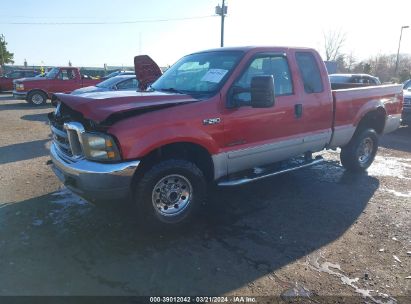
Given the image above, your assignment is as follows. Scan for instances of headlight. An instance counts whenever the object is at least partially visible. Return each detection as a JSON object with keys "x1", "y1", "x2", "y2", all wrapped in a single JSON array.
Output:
[
  {"x1": 82, "y1": 133, "x2": 121, "y2": 162},
  {"x1": 15, "y1": 83, "x2": 24, "y2": 91}
]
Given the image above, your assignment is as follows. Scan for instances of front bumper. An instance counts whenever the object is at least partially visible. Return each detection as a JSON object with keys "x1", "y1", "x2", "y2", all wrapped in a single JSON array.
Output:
[
  {"x1": 13, "y1": 91, "x2": 27, "y2": 99},
  {"x1": 50, "y1": 143, "x2": 140, "y2": 201}
]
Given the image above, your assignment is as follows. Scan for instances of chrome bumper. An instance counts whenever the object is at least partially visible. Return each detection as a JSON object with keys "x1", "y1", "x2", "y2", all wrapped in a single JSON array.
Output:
[
  {"x1": 13, "y1": 91, "x2": 27, "y2": 99},
  {"x1": 50, "y1": 143, "x2": 140, "y2": 201}
]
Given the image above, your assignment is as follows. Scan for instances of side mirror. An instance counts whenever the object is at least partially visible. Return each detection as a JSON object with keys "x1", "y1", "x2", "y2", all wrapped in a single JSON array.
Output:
[{"x1": 250, "y1": 75, "x2": 275, "y2": 108}]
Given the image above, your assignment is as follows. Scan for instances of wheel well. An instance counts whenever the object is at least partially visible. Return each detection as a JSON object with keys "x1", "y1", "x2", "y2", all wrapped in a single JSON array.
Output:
[
  {"x1": 136, "y1": 142, "x2": 214, "y2": 182},
  {"x1": 27, "y1": 89, "x2": 48, "y2": 99},
  {"x1": 356, "y1": 108, "x2": 386, "y2": 135}
]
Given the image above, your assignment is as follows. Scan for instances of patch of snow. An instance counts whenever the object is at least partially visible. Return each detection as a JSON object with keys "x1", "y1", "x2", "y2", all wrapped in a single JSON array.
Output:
[
  {"x1": 51, "y1": 187, "x2": 88, "y2": 206},
  {"x1": 382, "y1": 189, "x2": 411, "y2": 198},
  {"x1": 368, "y1": 156, "x2": 411, "y2": 180},
  {"x1": 307, "y1": 252, "x2": 397, "y2": 304}
]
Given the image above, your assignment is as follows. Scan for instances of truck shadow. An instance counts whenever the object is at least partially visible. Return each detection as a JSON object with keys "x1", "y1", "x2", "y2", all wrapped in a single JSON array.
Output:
[
  {"x1": 0, "y1": 139, "x2": 50, "y2": 165},
  {"x1": 380, "y1": 125, "x2": 411, "y2": 153},
  {"x1": 21, "y1": 113, "x2": 50, "y2": 123},
  {"x1": 0, "y1": 161, "x2": 378, "y2": 295},
  {"x1": 0, "y1": 100, "x2": 52, "y2": 110}
]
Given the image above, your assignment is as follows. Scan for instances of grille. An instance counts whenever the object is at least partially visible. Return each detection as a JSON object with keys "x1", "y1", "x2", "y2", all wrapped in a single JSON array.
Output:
[
  {"x1": 51, "y1": 122, "x2": 84, "y2": 161},
  {"x1": 404, "y1": 98, "x2": 411, "y2": 107}
]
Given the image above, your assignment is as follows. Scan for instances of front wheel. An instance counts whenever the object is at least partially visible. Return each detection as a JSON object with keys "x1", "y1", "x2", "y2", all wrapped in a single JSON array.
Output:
[
  {"x1": 27, "y1": 91, "x2": 47, "y2": 105},
  {"x1": 340, "y1": 128, "x2": 379, "y2": 172},
  {"x1": 133, "y1": 159, "x2": 206, "y2": 226}
]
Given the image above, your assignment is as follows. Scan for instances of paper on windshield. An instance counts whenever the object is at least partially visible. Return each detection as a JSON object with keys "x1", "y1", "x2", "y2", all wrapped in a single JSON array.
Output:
[{"x1": 201, "y1": 69, "x2": 228, "y2": 83}]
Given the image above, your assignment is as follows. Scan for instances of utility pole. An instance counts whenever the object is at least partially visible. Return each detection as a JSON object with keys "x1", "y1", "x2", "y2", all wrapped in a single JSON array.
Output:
[
  {"x1": 215, "y1": 0, "x2": 227, "y2": 47},
  {"x1": 395, "y1": 25, "x2": 409, "y2": 75}
]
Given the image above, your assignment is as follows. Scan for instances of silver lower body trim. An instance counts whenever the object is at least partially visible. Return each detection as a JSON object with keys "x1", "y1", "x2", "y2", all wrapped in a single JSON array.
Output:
[
  {"x1": 218, "y1": 157, "x2": 324, "y2": 187},
  {"x1": 383, "y1": 113, "x2": 401, "y2": 134},
  {"x1": 50, "y1": 143, "x2": 140, "y2": 200},
  {"x1": 328, "y1": 125, "x2": 356, "y2": 148}
]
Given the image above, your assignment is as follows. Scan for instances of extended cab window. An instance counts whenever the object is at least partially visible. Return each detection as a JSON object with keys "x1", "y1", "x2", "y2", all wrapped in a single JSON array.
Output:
[
  {"x1": 295, "y1": 52, "x2": 323, "y2": 93},
  {"x1": 233, "y1": 55, "x2": 293, "y2": 105}
]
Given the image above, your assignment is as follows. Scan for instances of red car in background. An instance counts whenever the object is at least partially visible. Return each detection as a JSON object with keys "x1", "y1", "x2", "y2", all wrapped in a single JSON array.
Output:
[
  {"x1": 0, "y1": 69, "x2": 39, "y2": 92},
  {"x1": 12, "y1": 67, "x2": 101, "y2": 105}
]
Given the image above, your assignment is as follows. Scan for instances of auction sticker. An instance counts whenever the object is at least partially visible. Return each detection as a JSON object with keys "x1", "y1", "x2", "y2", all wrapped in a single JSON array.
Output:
[{"x1": 201, "y1": 69, "x2": 228, "y2": 83}]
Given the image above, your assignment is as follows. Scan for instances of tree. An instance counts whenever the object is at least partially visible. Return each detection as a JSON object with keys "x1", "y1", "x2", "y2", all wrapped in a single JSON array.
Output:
[
  {"x1": 323, "y1": 30, "x2": 346, "y2": 61},
  {"x1": 0, "y1": 34, "x2": 14, "y2": 67}
]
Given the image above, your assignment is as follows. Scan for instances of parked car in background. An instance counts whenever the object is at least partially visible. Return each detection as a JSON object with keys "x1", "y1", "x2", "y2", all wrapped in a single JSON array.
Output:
[
  {"x1": 12, "y1": 66, "x2": 101, "y2": 105},
  {"x1": 403, "y1": 79, "x2": 411, "y2": 90},
  {"x1": 402, "y1": 87, "x2": 411, "y2": 125},
  {"x1": 71, "y1": 75, "x2": 138, "y2": 95},
  {"x1": 101, "y1": 70, "x2": 135, "y2": 80},
  {"x1": 0, "y1": 69, "x2": 39, "y2": 92},
  {"x1": 329, "y1": 73, "x2": 381, "y2": 90}
]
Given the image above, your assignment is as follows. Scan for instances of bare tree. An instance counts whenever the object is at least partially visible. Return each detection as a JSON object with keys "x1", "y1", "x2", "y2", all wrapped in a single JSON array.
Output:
[
  {"x1": 323, "y1": 30, "x2": 346, "y2": 61},
  {"x1": 345, "y1": 52, "x2": 356, "y2": 71}
]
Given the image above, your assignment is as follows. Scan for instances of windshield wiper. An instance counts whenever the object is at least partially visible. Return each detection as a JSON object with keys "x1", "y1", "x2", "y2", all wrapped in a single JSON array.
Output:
[{"x1": 159, "y1": 87, "x2": 186, "y2": 94}]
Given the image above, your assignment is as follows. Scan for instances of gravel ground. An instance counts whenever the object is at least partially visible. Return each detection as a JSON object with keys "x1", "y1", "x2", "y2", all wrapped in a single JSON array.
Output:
[{"x1": 0, "y1": 94, "x2": 410, "y2": 303}]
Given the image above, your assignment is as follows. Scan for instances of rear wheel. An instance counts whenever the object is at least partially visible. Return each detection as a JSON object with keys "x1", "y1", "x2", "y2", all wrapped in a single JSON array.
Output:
[
  {"x1": 27, "y1": 91, "x2": 47, "y2": 105},
  {"x1": 133, "y1": 159, "x2": 206, "y2": 226},
  {"x1": 340, "y1": 128, "x2": 378, "y2": 172}
]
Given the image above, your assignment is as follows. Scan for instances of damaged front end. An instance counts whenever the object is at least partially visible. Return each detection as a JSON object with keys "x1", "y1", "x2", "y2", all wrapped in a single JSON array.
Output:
[{"x1": 48, "y1": 96, "x2": 140, "y2": 201}]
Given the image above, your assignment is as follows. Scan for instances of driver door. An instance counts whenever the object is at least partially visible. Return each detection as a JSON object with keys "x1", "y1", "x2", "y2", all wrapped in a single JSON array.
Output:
[
  {"x1": 222, "y1": 53, "x2": 306, "y2": 174},
  {"x1": 50, "y1": 69, "x2": 79, "y2": 93}
]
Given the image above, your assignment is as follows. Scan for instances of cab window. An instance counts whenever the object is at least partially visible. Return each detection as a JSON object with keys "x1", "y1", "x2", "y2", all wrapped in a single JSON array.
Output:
[
  {"x1": 295, "y1": 52, "x2": 324, "y2": 93},
  {"x1": 233, "y1": 55, "x2": 293, "y2": 105},
  {"x1": 58, "y1": 69, "x2": 75, "y2": 80}
]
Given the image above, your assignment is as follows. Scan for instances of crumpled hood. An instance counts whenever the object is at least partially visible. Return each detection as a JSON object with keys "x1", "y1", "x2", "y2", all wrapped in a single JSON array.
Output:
[{"x1": 54, "y1": 90, "x2": 199, "y2": 123}]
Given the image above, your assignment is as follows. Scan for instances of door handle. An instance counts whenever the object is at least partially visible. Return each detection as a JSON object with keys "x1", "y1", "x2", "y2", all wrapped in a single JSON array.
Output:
[{"x1": 294, "y1": 104, "x2": 303, "y2": 118}]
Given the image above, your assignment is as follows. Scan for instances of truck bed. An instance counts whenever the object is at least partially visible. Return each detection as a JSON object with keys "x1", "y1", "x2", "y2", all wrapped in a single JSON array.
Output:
[{"x1": 329, "y1": 84, "x2": 403, "y2": 147}]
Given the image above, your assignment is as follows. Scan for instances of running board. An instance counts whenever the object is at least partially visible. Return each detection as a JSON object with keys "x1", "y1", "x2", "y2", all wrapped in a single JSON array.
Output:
[{"x1": 218, "y1": 157, "x2": 324, "y2": 187}]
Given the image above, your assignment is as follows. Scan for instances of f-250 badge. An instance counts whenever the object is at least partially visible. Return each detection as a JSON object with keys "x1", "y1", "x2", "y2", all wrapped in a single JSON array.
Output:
[{"x1": 203, "y1": 118, "x2": 221, "y2": 125}]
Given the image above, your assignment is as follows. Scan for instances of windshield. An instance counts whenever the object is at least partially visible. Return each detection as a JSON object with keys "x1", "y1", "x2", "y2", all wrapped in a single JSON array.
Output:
[
  {"x1": 45, "y1": 67, "x2": 60, "y2": 79},
  {"x1": 151, "y1": 51, "x2": 243, "y2": 95},
  {"x1": 96, "y1": 76, "x2": 124, "y2": 88}
]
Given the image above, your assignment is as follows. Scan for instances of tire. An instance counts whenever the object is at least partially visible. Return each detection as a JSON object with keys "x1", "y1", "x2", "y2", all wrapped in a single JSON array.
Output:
[
  {"x1": 340, "y1": 128, "x2": 379, "y2": 172},
  {"x1": 27, "y1": 90, "x2": 47, "y2": 105},
  {"x1": 133, "y1": 159, "x2": 206, "y2": 227}
]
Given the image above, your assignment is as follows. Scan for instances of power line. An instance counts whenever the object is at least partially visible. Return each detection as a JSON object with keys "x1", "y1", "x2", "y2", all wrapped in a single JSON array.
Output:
[{"x1": 0, "y1": 15, "x2": 216, "y2": 25}]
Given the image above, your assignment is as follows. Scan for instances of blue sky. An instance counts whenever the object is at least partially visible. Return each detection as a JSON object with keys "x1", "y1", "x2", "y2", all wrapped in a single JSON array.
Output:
[{"x1": 1, "y1": 0, "x2": 411, "y2": 67}]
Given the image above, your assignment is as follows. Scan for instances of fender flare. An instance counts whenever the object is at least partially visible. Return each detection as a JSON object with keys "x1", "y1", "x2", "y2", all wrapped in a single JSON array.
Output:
[{"x1": 26, "y1": 89, "x2": 50, "y2": 101}]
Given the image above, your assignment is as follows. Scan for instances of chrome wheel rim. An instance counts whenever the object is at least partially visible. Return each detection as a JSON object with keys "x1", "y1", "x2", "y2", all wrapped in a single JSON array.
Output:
[
  {"x1": 32, "y1": 93, "x2": 44, "y2": 105},
  {"x1": 152, "y1": 174, "x2": 193, "y2": 217},
  {"x1": 357, "y1": 137, "x2": 374, "y2": 165}
]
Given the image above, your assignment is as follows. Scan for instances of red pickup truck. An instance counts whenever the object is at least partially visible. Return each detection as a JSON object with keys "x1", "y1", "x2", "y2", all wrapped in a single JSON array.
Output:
[
  {"x1": 48, "y1": 47, "x2": 403, "y2": 227},
  {"x1": 13, "y1": 67, "x2": 101, "y2": 105}
]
